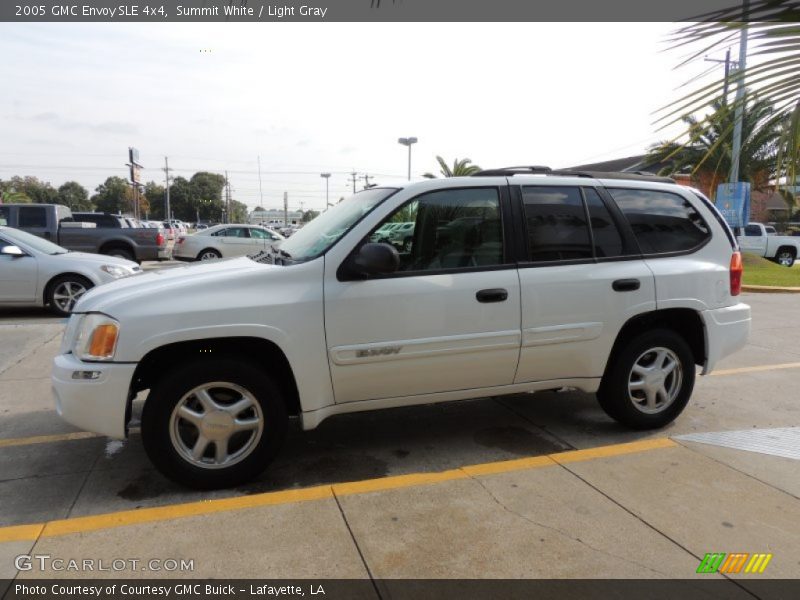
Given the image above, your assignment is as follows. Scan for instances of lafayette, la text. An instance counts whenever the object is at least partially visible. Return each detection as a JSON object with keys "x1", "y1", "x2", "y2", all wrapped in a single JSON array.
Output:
[{"x1": 16, "y1": 583, "x2": 325, "y2": 597}]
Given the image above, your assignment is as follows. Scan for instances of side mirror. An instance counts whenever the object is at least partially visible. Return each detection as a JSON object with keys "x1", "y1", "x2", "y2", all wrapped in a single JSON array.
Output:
[
  {"x1": 344, "y1": 243, "x2": 399, "y2": 279},
  {"x1": 1, "y1": 245, "x2": 25, "y2": 257}
]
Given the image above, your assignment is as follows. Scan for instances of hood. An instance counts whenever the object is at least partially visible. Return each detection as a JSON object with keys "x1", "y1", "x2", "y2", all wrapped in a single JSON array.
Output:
[
  {"x1": 54, "y1": 252, "x2": 138, "y2": 269},
  {"x1": 74, "y1": 256, "x2": 274, "y2": 314}
]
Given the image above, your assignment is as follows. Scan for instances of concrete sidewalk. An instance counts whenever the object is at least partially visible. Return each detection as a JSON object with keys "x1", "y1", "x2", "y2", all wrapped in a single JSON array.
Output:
[{"x1": 1, "y1": 438, "x2": 798, "y2": 584}]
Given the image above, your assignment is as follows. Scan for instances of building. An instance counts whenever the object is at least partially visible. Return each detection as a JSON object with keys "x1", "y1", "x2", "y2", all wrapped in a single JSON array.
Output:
[{"x1": 248, "y1": 208, "x2": 303, "y2": 226}]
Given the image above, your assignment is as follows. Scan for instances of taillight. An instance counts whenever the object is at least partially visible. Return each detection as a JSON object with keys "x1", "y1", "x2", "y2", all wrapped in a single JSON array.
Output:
[
  {"x1": 156, "y1": 233, "x2": 164, "y2": 246},
  {"x1": 177, "y1": 236, "x2": 185, "y2": 245},
  {"x1": 730, "y1": 251, "x2": 743, "y2": 296}
]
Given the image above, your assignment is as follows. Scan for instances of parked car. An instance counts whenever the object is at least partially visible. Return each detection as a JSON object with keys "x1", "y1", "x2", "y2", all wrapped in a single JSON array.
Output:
[
  {"x1": 195, "y1": 223, "x2": 209, "y2": 231},
  {"x1": 370, "y1": 222, "x2": 401, "y2": 243},
  {"x1": 172, "y1": 224, "x2": 285, "y2": 262},
  {"x1": 736, "y1": 222, "x2": 800, "y2": 267},
  {"x1": 53, "y1": 170, "x2": 750, "y2": 488},
  {"x1": 387, "y1": 222, "x2": 415, "y2": 251},
  {"x1": 0, "y1": 205, "x2": 169, "y2": 263},
  {"x1": 0, "y1": 226, "x2": 140, "y2": 316}
]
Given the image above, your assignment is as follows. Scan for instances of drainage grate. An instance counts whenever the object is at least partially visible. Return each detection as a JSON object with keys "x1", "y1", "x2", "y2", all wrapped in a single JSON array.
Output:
[{"x1": 675, "y1": 427, "x2": 800, "y2": 460}]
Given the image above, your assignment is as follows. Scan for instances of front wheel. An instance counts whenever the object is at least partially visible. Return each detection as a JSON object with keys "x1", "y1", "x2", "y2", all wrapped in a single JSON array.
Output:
[
  {"x1": 141, "y1": 358, "x2": 287, "y2": 489},
  {"x1": 47, "y1": 274, "x2": 93, "y2": 316},
  {"x1": 597, "y1": 329, "x2": 695, "y2": 430}
]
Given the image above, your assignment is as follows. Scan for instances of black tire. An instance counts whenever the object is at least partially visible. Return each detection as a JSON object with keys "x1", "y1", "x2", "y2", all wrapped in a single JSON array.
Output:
[
  {"x1": 141, "y1": 358, "x2": 287, "y2": 489},
  {"x1": 102, "y1": 247, "x2": 135, "y2": 262},
  {"x1": 773, "y1": 247, "x2": 796, "y2": 267},
  {"x1": 197, "y1": 248, "x2": 221, "y2": 261},
  {"x1": 46, "y1": 274, "x2": 93, "y2": 317},
  {"x1": 596, "y1": 329, "x2": 695, "y2": 430}
]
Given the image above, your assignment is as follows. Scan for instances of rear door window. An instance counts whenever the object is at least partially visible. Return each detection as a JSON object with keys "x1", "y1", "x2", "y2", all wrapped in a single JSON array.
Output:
[
  {"x1": 521, "y1": 186, "x2": 592, "y2": 261},
  {"x1": 18, "y1": 206, "x2": 47, "y2": 228},
  {"x1": 607, "y1": 188, "x2": 710, "y2": 254},
  {"x1": 744, "y1": 225, "x2": 762, "y2": 237}
]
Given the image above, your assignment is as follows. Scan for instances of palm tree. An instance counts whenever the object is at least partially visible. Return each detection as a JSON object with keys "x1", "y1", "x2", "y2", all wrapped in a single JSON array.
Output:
[
  {"x1": 661, "y1": 0, "x2": 799, "y2": 199},
  {"x1": 422, "y1": 156, "x2": 482, "y2": 178},
  {"x1": 646, "y1": 95, "x2": 784, "y2": 195}
]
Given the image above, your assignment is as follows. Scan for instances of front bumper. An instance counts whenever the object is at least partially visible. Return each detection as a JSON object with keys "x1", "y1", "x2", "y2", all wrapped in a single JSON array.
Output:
[
  {"x1": 52, "y1": 353, "x2": 137, "y2": 439},
  {"x1": 701, "y1": 302, "x2": 751, "y2": 375}
]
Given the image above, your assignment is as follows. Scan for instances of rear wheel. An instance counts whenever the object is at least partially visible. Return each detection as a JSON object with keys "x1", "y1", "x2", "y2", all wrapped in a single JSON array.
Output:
[
  {"x1": 102, "y1": 247, "x2": 134, "y2": 262},
  {"x1": 774, "y1": 248, "x2": 796, "y2": 267},
  {"x1": 198, "y1": 248, "x2": 221, "y2": 261},
  {"x1": 47, "y1": 274, "x2": 93, "y2": 316},
  {"x1": 597, "y1": 329, "x2": 695, "y2": 430},
  {"x1": 142, "y1": 358, "x2": 287, "y2": 489}
]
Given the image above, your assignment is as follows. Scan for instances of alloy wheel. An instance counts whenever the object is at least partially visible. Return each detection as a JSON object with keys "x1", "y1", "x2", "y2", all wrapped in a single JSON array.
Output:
[
  {"x1": 52, "y1": 280, "x2": 88, "y2": 313},
  {"x1": 169, "y1": 382, "x2": 264, "y2": 469},
  {"x1": 627, "y1": 347, "x2": 683, "y2": 414}
]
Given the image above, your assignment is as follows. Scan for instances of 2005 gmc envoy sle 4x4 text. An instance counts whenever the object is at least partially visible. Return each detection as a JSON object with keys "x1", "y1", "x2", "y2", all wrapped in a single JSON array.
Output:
[{"x1": 52, "y1": 168, "x2": 751, "y2": 488}]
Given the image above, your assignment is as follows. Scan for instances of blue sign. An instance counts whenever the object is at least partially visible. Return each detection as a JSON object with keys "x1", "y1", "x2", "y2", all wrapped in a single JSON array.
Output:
[{"x1": 715, "y1": 182, "x2": 751, "y2": 228}]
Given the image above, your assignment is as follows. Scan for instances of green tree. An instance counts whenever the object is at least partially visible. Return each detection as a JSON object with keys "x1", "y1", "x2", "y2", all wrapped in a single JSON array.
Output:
[
  {"x1": 302, "y1": 209, "x2": 320, "y2": 222},
  {"x1": 662, "y1": 1, "x2": 800, "y2": 195},
  {"x1": 168, "y1": 177, "x2": 193, "y2": 221},
  {"x1": 1, "y1": 176, "x2": 57, "y2": 204},
  {"x1": 422, "y1": 156, "x2": 482, "y2": 178},
  {"x1": 228, "y1": 199, "x2": 249, "y2": 223},
  {"x1": 646, "y1": 95, "x2": 783, "y2": 197},
  {"x1": 143, "y1": 181, "x2": 166, "y2": 220},
  {"x1": 91, "y1": 177, "x2": 132, "y2": 214},
  {"x1": 56, "y1": 181, "x2": 92, "y2": 211},
  {"x1": 189, "y1": 172, "x2": 226, "y2": 221},
  {"x1": 0, "y1": 178, "x2": 32, "y2": 203}
]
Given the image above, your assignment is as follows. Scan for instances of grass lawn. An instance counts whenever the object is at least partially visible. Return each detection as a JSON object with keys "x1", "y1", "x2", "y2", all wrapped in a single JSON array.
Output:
[{"x1": 742, "y1": 253, "x2": 800, "y2": 287}]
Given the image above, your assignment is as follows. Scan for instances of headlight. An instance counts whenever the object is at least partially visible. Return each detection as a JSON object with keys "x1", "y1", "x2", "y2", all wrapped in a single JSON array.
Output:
[
  {"x1": 100, "y1": 264, "x2": 132, "y2": 279},
  {"x1": 73, "y1": 314, "x2": 120, "y2": 361}
]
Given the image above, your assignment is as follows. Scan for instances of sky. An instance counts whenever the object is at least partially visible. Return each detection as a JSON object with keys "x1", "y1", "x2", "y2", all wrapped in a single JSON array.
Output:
[{"x1": 0, "y1": 22, "x2": 724, "y2": 213}]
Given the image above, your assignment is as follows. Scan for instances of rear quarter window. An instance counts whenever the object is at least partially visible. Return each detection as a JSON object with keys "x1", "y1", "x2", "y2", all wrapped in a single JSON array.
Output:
[{"x1": 607, "y1": 188, "x2": 710, "y2": 254}]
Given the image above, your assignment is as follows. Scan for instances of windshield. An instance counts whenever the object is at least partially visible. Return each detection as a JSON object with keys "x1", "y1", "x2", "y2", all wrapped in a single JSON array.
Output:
[
  {"x1": 278, "y1": 188, "x2": 398, "y2": 262},
  {"x1": 0, "y1": 227, "x2": 68, "y2": 255}
]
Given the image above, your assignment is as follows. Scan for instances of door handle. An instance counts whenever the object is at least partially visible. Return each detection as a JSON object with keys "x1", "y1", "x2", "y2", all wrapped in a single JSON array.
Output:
[
  {"x1": 612, "y1": 278, "x2": 640, "y2": 292},
  {"x1": 476, "y1": 288, "x2": 508, "y2": 303}
]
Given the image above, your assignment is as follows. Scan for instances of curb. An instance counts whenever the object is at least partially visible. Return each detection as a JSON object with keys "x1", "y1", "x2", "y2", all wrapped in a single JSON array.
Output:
[{"x1": 742, "y1": 284, "x2": 800, "y2": 294}]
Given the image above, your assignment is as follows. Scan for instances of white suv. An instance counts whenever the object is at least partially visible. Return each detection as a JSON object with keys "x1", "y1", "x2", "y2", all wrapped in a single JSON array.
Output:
[{"x1": 52, "y1": 169, "x2": 751, "y2": 488}]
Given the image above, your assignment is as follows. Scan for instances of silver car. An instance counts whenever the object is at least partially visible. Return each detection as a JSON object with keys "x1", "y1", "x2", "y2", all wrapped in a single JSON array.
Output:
[
  {"x1": 0, "y1": 226, "x2": 141, "y2": 316},
  {"x1": 172, "y1": 224, "x2": 285, "y2": 262}
]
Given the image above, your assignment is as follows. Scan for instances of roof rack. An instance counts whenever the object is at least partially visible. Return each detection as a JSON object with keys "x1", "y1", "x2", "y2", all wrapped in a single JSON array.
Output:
[
  {"x1": 472, "y1": 167, "x2": 675, "y2": 184},
  {"x1": 472, "y1": 166, "x2": 552, "y2": 176}
]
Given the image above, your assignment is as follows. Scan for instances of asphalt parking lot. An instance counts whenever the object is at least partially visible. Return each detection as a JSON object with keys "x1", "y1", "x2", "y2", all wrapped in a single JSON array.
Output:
[{"x1": 0, "y1": 273, "x2": 799, "y2": 590}]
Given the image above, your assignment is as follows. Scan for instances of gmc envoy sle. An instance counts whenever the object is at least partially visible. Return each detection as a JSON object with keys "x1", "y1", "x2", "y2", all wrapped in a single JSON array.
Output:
[{"x1": 53, "y1": 169, "x2": 751, "y2": 488}]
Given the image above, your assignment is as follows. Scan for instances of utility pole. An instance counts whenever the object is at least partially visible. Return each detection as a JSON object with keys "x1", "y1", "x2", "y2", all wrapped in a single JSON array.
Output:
[
  {"x1": 361, "y1": 174, "x2": 376, "y2": 189},
  {"x1": 348, "y1": 170, "x2": 358, "y2": 194},
  {"x1": 730, "y1": 0, "x2": 749, "y2": 184},
  {"x1": 283, "y1": 191, "x2": 288, "y2": 226},
  {"x1": 257, "y1": 155, "x2": 264, "y2": 208},
  {"x1": 705, "y1": 48, "x2": 737, "y2": 104},
  {"x1": 163, "y1": 157, "x2": 172, "y2": 222},
  {"x1": 224, "y1": 171, "x2": 232, "y2": 224}
]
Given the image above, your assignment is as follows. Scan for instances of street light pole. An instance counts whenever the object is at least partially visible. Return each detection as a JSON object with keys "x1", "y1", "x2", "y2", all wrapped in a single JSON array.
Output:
[
  {"x1": 320, "y1": 173, "x2": 331, "y2": 208},
  {"x1": 398, "y1": 137, "x2": 418, "y2": 180},
  {"x1": 730, "y1": 0, "x2": 749, "y2": 184}
]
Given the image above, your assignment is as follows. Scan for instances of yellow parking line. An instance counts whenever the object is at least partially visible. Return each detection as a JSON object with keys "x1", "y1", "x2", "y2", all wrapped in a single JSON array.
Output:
[
  {"x1": 0, "y1": 431, "x2": 101, "y2": 449},
  {"x1": 710, "y1": 362, "x2": 800, "y2": 377},
  {"x1": 0, "y1": 438, "x2": 675, "y2": 543},
  {"x1": 551, "y1": 437, "x2": 676, "y2": 464}
]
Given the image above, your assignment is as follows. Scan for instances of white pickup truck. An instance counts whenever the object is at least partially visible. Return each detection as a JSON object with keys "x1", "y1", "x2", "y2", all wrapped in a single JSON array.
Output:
[{"x1": 737, "y1": 222, "x2": 800, "y2": 267}]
